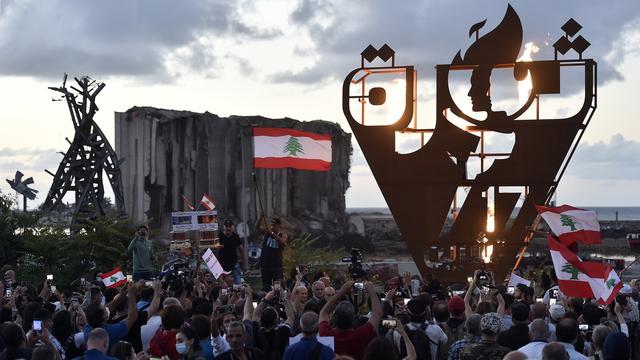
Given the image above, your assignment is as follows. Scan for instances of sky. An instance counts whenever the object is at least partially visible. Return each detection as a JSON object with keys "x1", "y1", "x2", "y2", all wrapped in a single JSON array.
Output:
[{"x1": 0, "y1": 0, "x2": 639, "y2": 210}]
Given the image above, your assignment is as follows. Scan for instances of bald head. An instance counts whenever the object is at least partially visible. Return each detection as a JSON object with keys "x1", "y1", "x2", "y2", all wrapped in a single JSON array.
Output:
[
  {"x1": 542, "y1": 342, "x2": 569, "y2": 360},
  {"x1": 531, "y1": 302, "x2": 548, "y2": 319},
  {"x1": 87, "y1": 328, "x2": 109, "y2": 353},
  {"x1": 530, "y1": 318, "x2": 550, "y2": 341},
  {"x1": 300, "y1": 311, "x2": 320, "y2": 336},
  {"x1": 504, "y1": 351, "x2": 527, "y2": 360}
]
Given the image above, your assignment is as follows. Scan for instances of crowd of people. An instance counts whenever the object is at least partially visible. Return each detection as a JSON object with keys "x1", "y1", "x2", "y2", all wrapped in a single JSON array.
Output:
[{"x1": 0, "y1": 221, "x2": 639, "y2": 360}]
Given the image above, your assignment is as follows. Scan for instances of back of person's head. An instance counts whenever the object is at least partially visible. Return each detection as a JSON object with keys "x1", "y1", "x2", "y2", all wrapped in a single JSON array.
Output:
[
  {"x1": 161, "y1": 305, "x2": 186, "y2": 330},
  {"x1": 303, "y1": 301, "x2": 321, "y2": 314},
  {"x1": 406, "y1": 299, "x2": 427, "y2": 323},
  {"x1": 502, "y1": 293, "x2": 515, "y2": 310},
  {"x1": 334, "y1": 301, "x2": 355, "y2": 329},
  {"x1": 87, "y1": 328, "x2": 110, "y2": 353},
  {"x1": 191, "y1": 315, "x2": 211, "y2": 341},
  {"x1": 51, "y1": 310, "x2": 73, "y2": 342},
  {"x1": 592, "y1": 325, "x2": 611, "y2": 351},
  {"x1": 531, "y1": 302, "x2": 547, "y2": 319},
  {"x1": 178, "y1": 325, "x2": 202, "y2": 352},
  {"x1": 602, "y1": 331, "x2": 629, "y2": 360},
  {"x1": 85, "y1": 303, "x2": 105, "y2": 328},
  {"x1": 503, "y1": 351, "x2": 527, "y2": 360},
  {"x1": 480, "y1": 313, "x2": 502, "y2": 337},
  {"x1": 432, "y1": 300, "x2": 449, "y2": 322},
  {"x1": 542, "y1": 342, "x2": 568, "y2": 360},
  {"x1": 568, "y1": 297, "x2": 583, "y2": 316},
  {"x1": 163, "y1": 297, "x2": 181, "y2": 308},
  {"x1": 476, "y1": 301, "x2": 495, "y2": 315},
  {"x1": 582, "y1": 302, "x2": 602, "y2": 326},
  {"x1": 300, "y1": 311, "x2": 320, "y2": 336},
  {"x1": 260, "y1": 307, "x2": 279, "y2": 330},
  {"x1": 364, "y1": 336, "x2": 398, "y2": 360},
  {"x1": 194, "y1": 301, "x2": 213, "y2": 317},
  {"x1": 110, "y1": 341, "x2": 134, "y2": 360},
  {"x1": 22, "y1": 301, "x2": 43, "y2": 330},
  {"x1": 511, "y1": 302, "x2": 529, "y2": 323},
  {"x1": 1, "y1": 322, "x2": 25, "y2": 350},
  {"x1": 32, "y1": 345, "x2": 56, "y2": 360},
  {"x1": 466, "y1": 314, "x2": 482, "y2": 336},
  {"x1": 191, "y1": 297, "x2": 208, "y2": 315},
  {"x1": 529, "y1": 318, "x2": 550, "y2": 341},
  {"x1": 556, "y1": 318, "x2": 579, "y2": 344},
  {"x1": 33, "y1": 308, "x2": 52, "y2": 322},
  {"x1": 447, "y1": 296, "x2": 465, "y2": 317},
  {"x1": 104, "y1": 288, "x2": 119, "y2": 303}
]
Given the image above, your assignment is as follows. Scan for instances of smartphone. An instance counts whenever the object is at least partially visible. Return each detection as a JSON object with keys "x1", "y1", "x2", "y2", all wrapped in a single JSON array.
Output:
[
  {"x1": 5, "y1": 288, "x2": 11, "y2": 297},
  {"x1": 354, "y1": 282, "x2": 364, "y2": 291},
  {"x1": 467, "y1": 277, "x2": 473, "y2": 283},
  {"x1": 579, "y1": 324, "x2": 589, "y2": 331},
  {"x1": 127, "y1": 275, "x2": 133, "y2": 283},
  {"x1": 71, "y1": 298, "x2": 79, "y2": 307},
  {"x1": 33, "y1": 320, "x2": 42, "y2": 333},
  {"x1": 51, "y1": 285, "x2": 57, "y2": 293},
  {"x1": 452, "y1": 290, "x2": 465, "y2": 297},
  {"x1": 273, "y1": 281, "x2": 281, "y2": 291},
  {"x1": 382, "y1": 319, "x2": 397, "y2": 328},
  {"x1": 549, "y1": 298, "x2": 557, "y2": 306},
  {"x1": 80, "y1": 278, "x2": 86, "y2": 286},
  {"x1": 145, "y1": 281, "x2": 153, "y2": 287},
  {"x1": 252, "y1": 301, "x2": 258, "y2": 309},
  {"x1": 221, "y1": 288, "x2": 228, "y2": 296},
  {"x1": 46, "y1": 274, "x2": 53, "y2": 281},
  {"x1": 507, "y1": 286, "x2": 515, "y2": 295},
  {"x1": 536, "y1": 298, "x2": 543, "y2": 303},
  {"x1": 403, "y1": 298, "x2": 410, "y2": 305}
]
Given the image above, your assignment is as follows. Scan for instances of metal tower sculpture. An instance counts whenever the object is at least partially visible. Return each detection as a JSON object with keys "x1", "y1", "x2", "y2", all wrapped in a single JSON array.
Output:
[
  {"x1": 43, "y1": 75, "x2": 126, "y2": 224},
  {"x1": 343, "y1": 5, "x2": 596, "y2": 282}
]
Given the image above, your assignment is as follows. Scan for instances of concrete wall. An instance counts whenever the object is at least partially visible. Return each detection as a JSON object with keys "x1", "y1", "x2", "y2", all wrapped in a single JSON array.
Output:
[{"x1": 115, "y1": 107, "x2": 352, "y2": 239}]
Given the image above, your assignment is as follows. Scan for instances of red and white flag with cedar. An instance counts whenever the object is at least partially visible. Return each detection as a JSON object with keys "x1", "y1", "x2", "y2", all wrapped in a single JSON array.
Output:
[
  {"x1": 536, "y1": 205, "x2": 601, "y2": 246},
  {"x1": 548, "y1": 236, "x2": 622, "y2": 305},
  {"x1": 100, "y1": 268, "x2": 127, "y2": 288},
  {"x1": 252, "y1": 127, "x2": 332, "y2": 171},
  {"x1": 200, "y1": 194, "x2": 216, "y2": 211}
]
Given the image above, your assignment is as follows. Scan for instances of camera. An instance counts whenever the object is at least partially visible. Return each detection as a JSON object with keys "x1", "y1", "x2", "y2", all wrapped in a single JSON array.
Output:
[
  {"x1": 342, "y1": 248, "x2": 367, "y2": 280},
  {"x1": 476, "y1": 271, "x2": 491, "y2": 287}
]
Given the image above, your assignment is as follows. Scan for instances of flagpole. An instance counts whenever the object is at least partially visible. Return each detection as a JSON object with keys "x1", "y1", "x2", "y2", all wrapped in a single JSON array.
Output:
[{"x1": 252, "y1": 172, "x2": 270, "y2": 231}]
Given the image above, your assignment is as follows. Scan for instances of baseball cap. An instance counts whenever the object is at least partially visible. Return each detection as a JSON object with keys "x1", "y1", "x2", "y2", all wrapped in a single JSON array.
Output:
[
  {"x1": 448, "y1": 296, "x2": 465, "y2": 316},
  {"x1": 511, "y1": 302, "x2": 529, "y2": 322},
  {"x1": 549, "y1": 304, "x2": 566, "y2": 320},
  {"x1": 223, "y1": 219, "x2": 234, "y2": 227},
  {"x1": 480, "y1": 312, "x2": 502, "y2": 335}
]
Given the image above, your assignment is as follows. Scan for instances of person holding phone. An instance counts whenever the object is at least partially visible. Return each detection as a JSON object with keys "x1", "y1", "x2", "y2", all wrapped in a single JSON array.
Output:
[
  {"x1": 256, "y1": 214, "x2": 288, "y2": 291},
  {"x1": 127, "y1": 225, "x2": 155, "y2": 282}
]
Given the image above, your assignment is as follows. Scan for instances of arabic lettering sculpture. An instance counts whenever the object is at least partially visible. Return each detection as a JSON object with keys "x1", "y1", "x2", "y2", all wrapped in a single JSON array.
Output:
[{"x1": 342, "y1": 4, "x2": 596, "y2": 282}]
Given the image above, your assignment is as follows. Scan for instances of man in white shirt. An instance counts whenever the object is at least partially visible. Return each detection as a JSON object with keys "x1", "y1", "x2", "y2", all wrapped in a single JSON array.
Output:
[{"x1": 518, "y1": 319, "x2": 550, "y2": 359}]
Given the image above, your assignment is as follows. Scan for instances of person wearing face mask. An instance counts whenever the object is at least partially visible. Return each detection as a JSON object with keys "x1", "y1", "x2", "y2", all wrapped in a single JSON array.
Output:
[{"x1": 175, "y1": 326, "x2": 206, "y2": 360}]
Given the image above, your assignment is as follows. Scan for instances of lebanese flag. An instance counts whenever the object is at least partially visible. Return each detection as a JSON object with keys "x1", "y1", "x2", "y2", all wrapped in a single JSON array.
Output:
[
  {"x1": 548, "y1": 236, "x2": 622, "y2": 305},
  {"x1": 100, "y1": 268, "x2": 127, "y2": 288},
  {"x1": 536, "y1": 205, "x2": 601, "y2": 246},
  {"x1": 252, "y1": 127, "x2": 332, "y2": 171},
  {"x1": 200, "y1": 194, "x2": 216, "y2": 210}
]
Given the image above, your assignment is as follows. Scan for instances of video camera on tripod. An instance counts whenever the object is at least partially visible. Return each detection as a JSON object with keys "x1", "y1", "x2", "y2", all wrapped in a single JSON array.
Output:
[{"x1": 342, "y1": 248, "x2": 368, "y2": 283}]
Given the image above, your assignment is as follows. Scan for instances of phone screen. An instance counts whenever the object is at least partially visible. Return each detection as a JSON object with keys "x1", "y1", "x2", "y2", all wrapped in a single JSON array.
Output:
[
  {"x1": 403, "y1": 298, "x2": 410, "y2": 305},
  {"x1": 252, "y1": 301, "x2": 258, "y2": 309},
  {"x1": 33, "y1": 320, "x2": 42, "y2": 331},
  {"x1": 46, "y1": 275, "x2": 53, "y2": 280},
  {"x1": 382, "y1": 319, "x2": 397, "y2": 328},
  {"x1": 579, "y1": 324, "x2": 589, "y2": 331},
  {"x1": 549, "y1": 298, "x2": 557, "y2": 306}
]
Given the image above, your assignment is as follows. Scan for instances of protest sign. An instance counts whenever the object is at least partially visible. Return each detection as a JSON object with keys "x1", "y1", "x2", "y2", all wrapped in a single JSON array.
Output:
[
  {"x1": 171, "y1": 211, "x2": 218, "y2": 232},
  {"x1": 202, "y1": 248, "x2": 228, "y2": 279}
]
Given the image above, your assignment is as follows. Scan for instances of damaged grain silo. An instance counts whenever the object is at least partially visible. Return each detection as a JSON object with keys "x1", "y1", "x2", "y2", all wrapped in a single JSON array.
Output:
[{"x1": 114, "y1": 107, "x2": 352, "y2": 243}]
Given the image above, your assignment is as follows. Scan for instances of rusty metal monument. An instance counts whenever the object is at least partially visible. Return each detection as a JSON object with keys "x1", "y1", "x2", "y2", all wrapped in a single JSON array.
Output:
[
  {"x1": 343, "y1": 5, "x2": 596, "y2": 282},
  {"x1": 43, "y1": 75, "x2": 126, "y2": 225}
]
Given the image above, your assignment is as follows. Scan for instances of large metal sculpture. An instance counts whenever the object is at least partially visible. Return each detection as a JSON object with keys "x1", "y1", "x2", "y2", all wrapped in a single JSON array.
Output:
[
  {"x1": 343, "y1": 5, "x2": 596, "y2": 282},
  {"x1": 6, "y1": 170, "x2": 38, "y2": 212},
  {"x1": 43, "y1": 75, "x2": 126, "y2": 224}
]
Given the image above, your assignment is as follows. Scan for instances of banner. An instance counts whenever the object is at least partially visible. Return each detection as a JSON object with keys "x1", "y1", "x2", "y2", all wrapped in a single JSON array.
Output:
[
  {"x1": 202, "y1": 248, "x2": 229, "y2": 279},
  {"x1": 171, "y1": 211, "x2": 218, "y2": 232}
]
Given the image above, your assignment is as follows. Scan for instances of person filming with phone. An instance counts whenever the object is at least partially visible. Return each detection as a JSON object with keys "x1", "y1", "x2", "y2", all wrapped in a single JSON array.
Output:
[{"x1": 127, "y1": 225, "x2": 155, "y2": 281}]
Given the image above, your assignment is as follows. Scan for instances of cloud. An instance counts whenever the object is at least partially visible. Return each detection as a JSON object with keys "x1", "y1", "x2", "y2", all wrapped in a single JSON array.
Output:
[
  {"x1": 0, "y1": 0, "x2": 281, "y2": 81},
  {"x1": 275, "y1": 0, "x2": 640, "y2": 95},
  {"x1": 566, "y1": 133, "x2": 640, "y2": 180}
]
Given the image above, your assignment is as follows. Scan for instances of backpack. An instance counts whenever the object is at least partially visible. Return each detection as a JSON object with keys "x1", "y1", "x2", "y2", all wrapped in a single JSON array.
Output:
[
  {"x1": 400, "y1": 324, "x2": 434, "y2": 360},
  {"x1": 440, "y1": 320, "x2": 466, "y2": 360}
]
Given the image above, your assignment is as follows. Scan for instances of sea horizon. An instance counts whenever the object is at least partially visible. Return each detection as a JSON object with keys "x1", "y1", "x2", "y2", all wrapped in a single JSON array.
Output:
[{"x1": 346, "y1": 206, "x2": 640, "y2": 221}]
